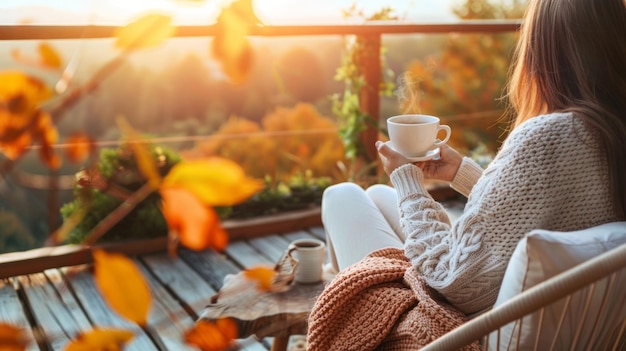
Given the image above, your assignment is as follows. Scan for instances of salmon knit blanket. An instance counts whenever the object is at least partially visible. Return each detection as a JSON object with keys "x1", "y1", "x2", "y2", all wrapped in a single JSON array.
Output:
[{"x1": 307, "y1": 248, "x2": 480, "y2": 351}]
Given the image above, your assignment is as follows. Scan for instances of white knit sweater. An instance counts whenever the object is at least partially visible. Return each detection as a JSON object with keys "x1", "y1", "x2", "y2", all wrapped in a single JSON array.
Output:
[{"x1": 389, "y1": 112, "x2": 617, "y2": 314}]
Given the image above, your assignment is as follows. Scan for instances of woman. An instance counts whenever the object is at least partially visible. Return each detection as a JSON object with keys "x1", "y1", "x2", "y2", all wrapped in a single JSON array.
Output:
[{"x1": 308, "y1": 0, "x2": 626, "y2": 348}]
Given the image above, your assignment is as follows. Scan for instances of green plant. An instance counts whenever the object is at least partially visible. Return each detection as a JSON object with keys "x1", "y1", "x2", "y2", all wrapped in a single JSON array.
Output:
[
  {"x1": 220, "y1": 172, "x2": 330, "y2": 219},
  {"x1": 60, "y1": 145, "x2": 181, "y2": 244},
  {"x1": 331, "y1": 5, "x2": 397, "y2": 181},
  {"x1": 62, "y1": 144, "x2": 330, "y2": 238}
]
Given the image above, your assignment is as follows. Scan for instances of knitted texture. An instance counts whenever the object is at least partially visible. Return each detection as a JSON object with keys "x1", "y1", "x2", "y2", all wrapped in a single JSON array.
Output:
[
  {"x1": 307, "y1": 248, "x2": 479, "y2": 351},
  {"x1": 390, "y1": 112, "x2": 618, "y2": 314},
  {"x1": 450, "y1": 157, "x2": 483, "y2": 197}
]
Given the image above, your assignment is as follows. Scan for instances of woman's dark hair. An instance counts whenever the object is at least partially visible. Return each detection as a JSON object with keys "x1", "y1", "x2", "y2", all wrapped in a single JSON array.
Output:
[{"x1": 507, "y1": 0, "x2": 626, "y2": 218}]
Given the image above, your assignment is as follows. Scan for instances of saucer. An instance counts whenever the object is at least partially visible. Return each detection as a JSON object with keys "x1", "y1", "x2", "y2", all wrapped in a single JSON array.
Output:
[{"x1": 386, "y1": 141, "x2": 441, "y2": 162}]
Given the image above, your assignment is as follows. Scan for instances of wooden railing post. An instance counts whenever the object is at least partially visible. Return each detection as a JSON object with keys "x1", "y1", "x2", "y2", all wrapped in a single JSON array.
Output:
[{"x1": 358, "y1": 34, "x2": 382, "y2": 162}]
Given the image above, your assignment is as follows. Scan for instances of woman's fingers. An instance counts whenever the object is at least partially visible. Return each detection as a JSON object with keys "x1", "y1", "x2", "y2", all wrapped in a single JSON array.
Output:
[{"x1": 376, "y1": 141, "x2": 412, "y2": 175}]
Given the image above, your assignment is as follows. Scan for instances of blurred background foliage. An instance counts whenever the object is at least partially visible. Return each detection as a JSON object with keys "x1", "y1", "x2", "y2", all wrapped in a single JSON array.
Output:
[
  {"x1": 188, "y1": 103, "x2": 346, "y2": 182},
  {"x1": 388, "y1": 0, "x2": 527, "y2": 154},
  {"x1": 0, "y1": 0, "x2": 528, "y2": 252}
]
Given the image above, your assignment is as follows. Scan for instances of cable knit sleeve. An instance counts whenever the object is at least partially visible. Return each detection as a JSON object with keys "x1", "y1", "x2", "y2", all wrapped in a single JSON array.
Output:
[
  {"x1": 390, "y1": 112, "x2": 613, "y2": 314},
  {"x1": 450, "y1": 157, "x2": 483, "y2": 197}
]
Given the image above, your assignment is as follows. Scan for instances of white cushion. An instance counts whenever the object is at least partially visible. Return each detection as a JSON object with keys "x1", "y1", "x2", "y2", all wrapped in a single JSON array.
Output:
[{"x1": 490, "y1": 222, "x2": 626, "y2": 351}]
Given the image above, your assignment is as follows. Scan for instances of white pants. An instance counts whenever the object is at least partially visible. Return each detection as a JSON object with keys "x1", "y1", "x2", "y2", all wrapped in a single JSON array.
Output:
[{"x1": 321, "y1": 182, "x2": 406, "y2": 272}]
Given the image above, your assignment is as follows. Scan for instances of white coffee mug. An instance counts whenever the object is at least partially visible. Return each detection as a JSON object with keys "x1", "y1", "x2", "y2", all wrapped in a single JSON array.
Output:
[
  {"x1": 387, "y1": 114, "x2": 451, "y2": 157},
  {"x1": 289, "y1": 239, "x2": 325, "y2": 284}
]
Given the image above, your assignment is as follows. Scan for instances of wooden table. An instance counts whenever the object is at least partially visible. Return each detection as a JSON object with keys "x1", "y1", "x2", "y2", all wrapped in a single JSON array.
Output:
[{"x1": 199, "y1": 271, "x2": 328, "y2": 351}]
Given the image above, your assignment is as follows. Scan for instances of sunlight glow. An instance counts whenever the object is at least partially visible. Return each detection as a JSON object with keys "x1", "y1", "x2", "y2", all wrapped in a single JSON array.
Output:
[{"x1": 0, "y1": 0, "x2": 455, "y2": 25}]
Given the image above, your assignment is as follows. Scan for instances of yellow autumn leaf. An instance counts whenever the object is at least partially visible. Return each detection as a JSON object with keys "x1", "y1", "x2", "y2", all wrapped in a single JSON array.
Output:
[
  {"x1": 93, "y1": 249, "x2": 152, "y2": 326},
  {"x1": 211, "y1": 0, "x2": 260, "y2": 84},
  {"x1": 243, "y1": 266, "x2": 276, "y2": 292},
  {"x1": 0, "y1": 71, "x2": 51, "y2": 115},
  {"x1": 0, "y1": 323, "x2": 29, "y2": 351},
  {"x1": 116, "y1": 116, "x2": 162, "y2": 189},
  {"x1": 64, "y1": 328, "x2": 134, "y2": 351},
  {"x1": 114, "y1": 13, "x2": 175, "y2": 50},
  {"x1": 162, "y1": 158, "x2": 263, "y2": 207},
  {"x1": 11, "y1": 43, "x2": 62, "y2": 71},
  {"x1": 38, "y1": 43, "x2": 62, "y2": 69}
]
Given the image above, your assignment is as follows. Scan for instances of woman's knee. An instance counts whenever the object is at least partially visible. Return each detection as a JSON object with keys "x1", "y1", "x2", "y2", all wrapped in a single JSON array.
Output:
[
  {"x1": 365, "y1": 184, "x2": 396, "y2": 204},
  {"x1": 321, "y1": 183, "x2": 366, "y2": 223},
  {"x1": 322, "y1": 182, "x2": 365, "y2": 205}
]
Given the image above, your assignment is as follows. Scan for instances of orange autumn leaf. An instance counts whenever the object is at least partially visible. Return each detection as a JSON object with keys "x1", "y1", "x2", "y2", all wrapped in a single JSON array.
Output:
[
  {"x1": 0, "y1": 129, "x2": 30, "y2": 160},
  {"x1": 93, "y1": 249, "x2": 152, "y2": 326},
  {"x1": 243, "y1": 265, "x2": 276, "y2": 292},
  {"x1": 0, "y1": 71, "x2": 51, "y2": 128},
  {"x1": 161, "y1": 158, "x2": 263, "y2": 207},
  {"x1": 0, "y1": 323, "x2": 29, "y2": 351},
  {"x1": 0, "y1": 71, "x2": 57, "y2": 164},
  {"x1": 184, "y1": 319, "x2": 237, "y2": 351},
  {"x1": 160, "y1": 188, "x2": 228, "y2": 252},
  {"x1": 10, "y1": 43, "x2": 62, "y2": 70},
  {"x1": 117, "y1": 116, "x2": 162, "y2": 189},
  {"x1": 38, "y1": 43, "x2": 62, "y2": 69},
  {"x1": 211, "y1": 0, "x2": 261, "y2": 84},
  {"x1": 64, "y1": 132, "x2": 93, "y2": 163},
  {"x1": 64, "y1": 328, "x2": 134, "y2": 351},
  {"x1": 115, "y1": 13, "x2": 175, "y2": 50}
]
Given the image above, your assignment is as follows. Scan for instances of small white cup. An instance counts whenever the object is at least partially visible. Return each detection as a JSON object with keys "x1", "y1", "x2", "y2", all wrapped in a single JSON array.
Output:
[
  {"x1": 387, "y1": 114, "x2": 451, "y2": 157},
  {"x1": 289, "y1": 239, "x2": 325, "y2": 284}
]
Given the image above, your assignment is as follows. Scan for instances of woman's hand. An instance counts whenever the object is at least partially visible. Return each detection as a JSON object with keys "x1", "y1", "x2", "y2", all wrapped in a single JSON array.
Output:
[
  {"x1": 416, "y1": 144, "x2": 463, "y2": 182},
  {"x1": 376, "y1": 141, "x2": 463, "y2": 182},
  {"x1": 376, "y1": 141, "x2": 415, "y2": 176}
]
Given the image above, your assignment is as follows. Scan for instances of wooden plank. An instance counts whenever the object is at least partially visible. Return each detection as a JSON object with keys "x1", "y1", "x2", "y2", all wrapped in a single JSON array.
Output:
[
  {"x1": 62, "y1": 267, "x2": 158, "y2": 351},
  {"x1": 134, "y1": 259, "x2": 197, "y2": 351},
  {"x1": 248, "y1": 235, "x2": 292, "y2": 264},
  {"x1": 140, "y1": 253, "x2": 216, "y2": 316},
  {"x1": 224, "y1": 207, "x2": 322, "y2": 241},
  {"x1": 0, "y1": 238, "x2": 167, "y2": 279},
  {"x1": 177, "y1": 249, "x2": 240, "y2": 290},
  {"x1": 17, "y1": 273, "x2": 92, "y2": 350},
  {"x1": 0, "y1": 21, "x2": 522, "y2": 41},
  {"x1": 0, "y1": 279, "x2": 40, "y2": 351},
  {"x1": 238, "y1": 337, "x2": 271, "y2": 351},
  {"x1": 140, "y1": 255, "x2": 270, "y2": 351},
  {"x1": 305, "y1": 227, "x2": 326, "y2": 241},
  {"x1": 44, "y1": 270, "x2": 93, "y2": 329},
  {"x1": 0, "y1": 207, "x2": 321, "y2": 279},
  {"x1": 283, "y1": 230, "x2": 322, "y2": 243},
  {"x1": 225, "y1": 241, "x2": 274, "y2": 269}
]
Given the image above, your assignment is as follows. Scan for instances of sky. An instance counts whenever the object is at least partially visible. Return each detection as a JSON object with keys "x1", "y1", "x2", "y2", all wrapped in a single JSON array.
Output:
[{"x1": 0, "y1": 0, "x2": 457, "y2": 25}]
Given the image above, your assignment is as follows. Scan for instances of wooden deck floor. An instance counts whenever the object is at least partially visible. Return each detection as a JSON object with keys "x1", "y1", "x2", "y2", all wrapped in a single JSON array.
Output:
[
  {"x1": 0, "y1": 198, "x2": 465, "y2": 351},
  {"x1": 0, "y1": 226, "x2": 327, "y2": 351}
]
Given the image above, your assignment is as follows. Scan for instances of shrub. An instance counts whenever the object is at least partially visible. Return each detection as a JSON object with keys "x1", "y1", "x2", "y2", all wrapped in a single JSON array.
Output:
[
  {"x1": 60, "y1": 145, "x2": 181, "y2": 244},
  {"x1": 194, "y1": 102, "x2": 347, "y2": 183}
]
